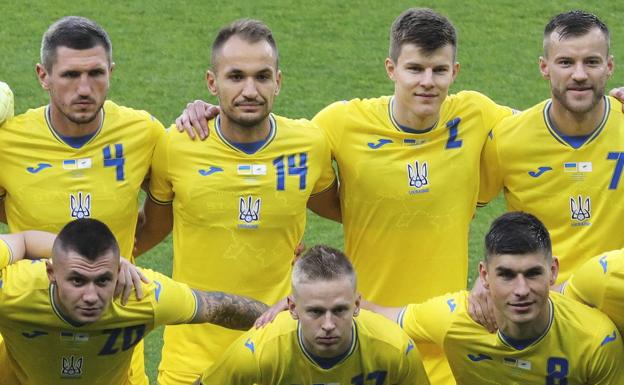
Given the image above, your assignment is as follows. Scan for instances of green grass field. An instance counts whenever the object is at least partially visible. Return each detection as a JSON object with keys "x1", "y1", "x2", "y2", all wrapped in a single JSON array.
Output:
[{"x1": 1, "y1": 0, "x2": 623, "y2": 382}]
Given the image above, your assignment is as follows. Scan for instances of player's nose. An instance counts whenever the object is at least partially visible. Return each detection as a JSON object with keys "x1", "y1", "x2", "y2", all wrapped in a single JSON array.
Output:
[{"x1": 241, "y1": 78, "x2": 259, "y2": 98}]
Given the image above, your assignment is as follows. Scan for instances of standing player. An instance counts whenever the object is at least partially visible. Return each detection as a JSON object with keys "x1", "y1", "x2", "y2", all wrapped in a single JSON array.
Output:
[
  {"x1": 176, "y1": 10, "x2": 512, "y2": 383},
  {"x1": 479, "y1": 10, "x2": 624, "y2": 283},
  {"x1": 0, "y1": 16, "x2": 164, "y2": 384},
  {"x1": 0, "y1": 218, "x2": 268, "y2": 385},
  {"x1": 563, "y1": 249, "x2": 624, "y2": 332},
  {"x1": 367, "y1": 212, "x2": 624, "y2": 384},
  {"x1": 195, "y1": 245, "x2": 429, "y2": 385},
  {"x1": 134, "y1": 19, "x2": 338, "y2": 385}
]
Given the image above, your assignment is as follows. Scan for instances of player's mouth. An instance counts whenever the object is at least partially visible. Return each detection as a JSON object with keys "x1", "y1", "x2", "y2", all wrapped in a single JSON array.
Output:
[
  {"x1": 567, "y1": 86, "x2": 593, "y2": 94},
  {"x1": 508, "y1": 301, "x2": 535, "y2": 313},
  {"x1": 414, "y1": 93, "x2": 438, "y2": 99},
  {"x1": 78, "y1": 307, "x2": 101, "y2": 316},
  {"x1": 316, "y1": 336, "x2": 339, "y2": 345}
]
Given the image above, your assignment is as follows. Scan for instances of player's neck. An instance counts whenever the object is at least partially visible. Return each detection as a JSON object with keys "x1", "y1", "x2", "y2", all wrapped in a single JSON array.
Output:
[
  {"x1": 548, "y1": 97, "x2": 606, "y2": 136},
  {"x1": 217, "y1": 114, "x2": 272, "y2": 143},
  {"x1": 497, "y1": 300, "x2": 551, "y2": 341},
  {"x1": 391, "y1": 101, "x2": 439, "y2": 131},
  {"x1": 48, "y1": 105, "x2": 103, "y2": 137}
]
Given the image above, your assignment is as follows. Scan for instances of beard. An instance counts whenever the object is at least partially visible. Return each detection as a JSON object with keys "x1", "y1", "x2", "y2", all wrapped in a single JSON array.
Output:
[{"x1": 551, "y1": 83, "x2": 604, "y2": 115}]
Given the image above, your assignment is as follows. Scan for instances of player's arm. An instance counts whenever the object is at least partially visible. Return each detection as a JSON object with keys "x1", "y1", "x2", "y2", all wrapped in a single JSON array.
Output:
[
  {"x1": 588, "y1": 326, "x2": 624, "y2": 384},
  {"x1": 361, "y1": 299, "x2": 404, "y2": 323},
  {"x1": 0, "y1": 231, "x2": 55, "y2": 262},
  {"x1": 134, "y1": 197, "x2": 173, "y2": 256},
  {"x1": 307, "y1": 180, "x2": 341, "y2": 222},
  {"x1": 399, "y1": 339, "x2": 431, "y2": 385},
  {"x1": 190, "y1": 289, "x2": 269, "y2": 330}
]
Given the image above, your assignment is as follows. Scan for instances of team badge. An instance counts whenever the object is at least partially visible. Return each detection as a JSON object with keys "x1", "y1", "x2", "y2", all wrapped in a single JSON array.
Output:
[
  {"x1": 570, "y1": 195, "x2": 591, "y2": 226},
  {"x1": 61, "y1": 356, "x2": 83, "y2": 378},
  {"x1": 70, "y1": 192, "x2": 91, "y2": 219},
  {"x1": 238, "y1": 195, "x2": 261, "y2": 228},
  {"x1": 407, "y1": 161, "x2": 429, "y2": 194}
]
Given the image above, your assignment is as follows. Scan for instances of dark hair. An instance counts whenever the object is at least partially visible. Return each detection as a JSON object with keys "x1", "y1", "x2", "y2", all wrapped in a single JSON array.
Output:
[
  {"x1": 211, "y1": 18, "x2": 278, "y2": 70},
  {"x1": 484, "y1": 212, "x2": 551, "y2": 262},
  {"x1": 389, "y1": 8, "x2": 457, "y2": 62},
  {"x1": 543, "y1": 10, "x2": 609, "y2": 55},
  {"x1": 41, "y1": 16, "x2": 112, "y2": 72},
  {"x1": 292, "y1": 245, "x2": 355, "y2": 288},
  {"x1": 53, "y1": 218, "x2": 120, "y2": 262}
]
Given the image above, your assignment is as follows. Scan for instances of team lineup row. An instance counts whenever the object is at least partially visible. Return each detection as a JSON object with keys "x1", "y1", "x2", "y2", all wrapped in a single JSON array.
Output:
[{"x1": 0, "y1": 6, "x2": 623, "y2": 385}]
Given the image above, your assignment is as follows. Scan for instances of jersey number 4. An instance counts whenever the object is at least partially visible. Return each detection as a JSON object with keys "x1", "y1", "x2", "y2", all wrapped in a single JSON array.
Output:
[{"x1": 103, "y1": 144, "x2": 125, "y2": 181}]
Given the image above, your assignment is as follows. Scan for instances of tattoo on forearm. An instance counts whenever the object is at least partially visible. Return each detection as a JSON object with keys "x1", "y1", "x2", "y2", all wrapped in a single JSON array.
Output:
[{"x1": 191, "y1": 290, "x2": 269, "y2": 330}]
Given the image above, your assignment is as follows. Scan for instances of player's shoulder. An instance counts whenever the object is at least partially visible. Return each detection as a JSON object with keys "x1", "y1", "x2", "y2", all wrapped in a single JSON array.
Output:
[
  {"x1": 235, "y1": 311, "x2": 298, "y2": 359},
  {"x1": 357, "y1": 309, "x2": 413, "y2": 350},
  {"x1": 1, "y1": 105, "x2": 46, "y2": 132},
  {"x1": 551, "y1": 292, "x2": 618, "y2": 339},
  {"x1": 447, "y1": 90, "x2": 495, "y2": 105},
  {"x1": 0, "y1": 259, "x2": 50, "y2": 296},
  {"x1": 578, "y1": 249, "x2": 624, "y2": 277},
  {"x1": 103, "y1": 100, "x2": 163, "y2": 127},
  {"x1": 492, "y1": 99, "x2": 549, "y2": 133},
  {"x1": 272, "y1": 114, "x2": 328, "y2": 142},
  {"x1": 318, "y1": 95, "x2": 391, "y2": 116}
]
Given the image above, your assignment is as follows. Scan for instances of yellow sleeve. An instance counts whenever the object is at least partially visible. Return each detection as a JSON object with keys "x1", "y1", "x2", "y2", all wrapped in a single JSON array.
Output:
[
  {"x1": 310, "y1": 124, "x2": 337, "y2": 195},
  {"x1": 398, "y1": 338, "x2": 431, "y2": 385},
  {"x1": 147, "y1": 127, "x2": 173, "y2": 204},
  {"x1": 398, "y1": 292, "x2": 462, "y2": 347},
  {"x1": 200, "y1": 331, "x2": 261, "y2": 384},
  {"x1": 0, "y1": 239, "x2": 12, "y2": 269},
  {"x1": 470, "y1": 91, "x2": 514, "y2": 133},
  {"x1": 588, "y1": 323, "x2": 624, "y2": 384},
  {"x1": 312, "y1": 100, "x2": 348, "y2": 156},
  {"x1": 564, "y1": 251, "x2": 615, "y2": 308},
  {"x1": 478, "y1": 121, "x2": 504, "y2": 206},
  {"x1": 142, "y1": 269, "x2": 198, "y2": 326}
]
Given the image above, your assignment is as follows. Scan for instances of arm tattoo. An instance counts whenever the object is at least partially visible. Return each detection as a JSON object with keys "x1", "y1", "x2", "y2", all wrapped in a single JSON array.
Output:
[{"x1": 191, "y1": 290, "x2": 269, "y2": 330}]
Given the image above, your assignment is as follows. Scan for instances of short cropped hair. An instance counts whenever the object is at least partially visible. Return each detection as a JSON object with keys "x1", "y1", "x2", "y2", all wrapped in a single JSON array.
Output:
[
  {"x1": 292, "y1": 245, "x2": 356, "y2": 291},
  {"x1": 543, "y1": 10, "x2": 610, "y2": 56},
  {"x1": 211, "y1": 18, "x2": 279, "y2": 70},
  {"x1": 53, "y1": 218, "x2": 120, "y2": 262},
  {"x1": 484, "y1": 212, "x2": 552, "y2": 262},
  {"x1": 41, "y1": 16, "x2": 112, "y2": 72},
  {"x1": 389, "y1": 8, "x2": 457, "y2": 63}
]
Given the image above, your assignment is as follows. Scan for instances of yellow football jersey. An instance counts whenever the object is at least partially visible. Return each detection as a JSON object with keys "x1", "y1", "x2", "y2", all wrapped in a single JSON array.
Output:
[
  {"x1": 564, "y1": 249, "x2": 624, "y2": 333},
  {"x1": 0, "y1": 261, "x2": 197, "y2": 385},
  {"x1": 400, "y1": 291, "x2": 624, "y2": 384},
  {"x1": 479, "y1": 96, "x2": 624, "y2": 282},
  {"x1": 149, "y1": 114, "x2": 336, "y2": 381},
  {"x1": 0, "y1": 239, "x2": 11, "y2": 268},
  {"x1": 0, "y1": 101, "x2": 165, "y2": 261},
  {"x1": 313, "y1": 92, "x2": 512, "y2": 306},
  {"x1": 200, "y1": 310, "x2": 429, "y2": 385}
]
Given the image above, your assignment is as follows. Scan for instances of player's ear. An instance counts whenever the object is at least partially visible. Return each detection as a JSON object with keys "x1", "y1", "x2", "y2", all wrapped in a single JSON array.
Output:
[
  {"x1": 36, "y1": 64, "x2": 50, "y2": 90},
  {"x1": 607, "y1": 55, "x2": 615, "y2": 78},
  {"x1": 274, "y1": 69, "x2": 282, "y2": 96},
  {"x1": 287, "y1": 295, "x2": 298, "y2": 320},
  {"x1": 549, "y1": 257, "x2": 559, "y2": 286},
  {"x1": 451, "y1": 62, "x2": 460, "y2": 82},
  {"x1": 385, "y1": 58, "x2": 397, "y2": 81},
  {"x1": 353, "y1": 292, "x2": 361, "y2": 317},
  {"x1": 45, "y1": 260, "x2": 56, "y2": 284},
  {"x1": 206, "y1": 70, "x2": 218, "y2": 96},
  {"x1": 478, "y1": 261, "x2": 490, "y2": 289},
  {"x1": 109, "y1": 61, "x2": 116, "y2": 75},
  {"x1": 539, "y1": 56, "x2": 549, "y2": 79}
]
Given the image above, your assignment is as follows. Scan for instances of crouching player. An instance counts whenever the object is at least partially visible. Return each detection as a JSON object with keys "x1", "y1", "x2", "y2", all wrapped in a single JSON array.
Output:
[
  {"x1": 196, "y1": 245, "x2": 430, "y2": 385},
  {"x1": 367, "y1": 212, "x2": 624, "y2": 384},
  {"x1": 0, "y1": 218, "x2": 268, "y2": 385}
]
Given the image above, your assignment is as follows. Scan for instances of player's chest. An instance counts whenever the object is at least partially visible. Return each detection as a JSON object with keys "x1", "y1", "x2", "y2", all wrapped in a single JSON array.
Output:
[
  {"x1": 448, "y1": 341, "x2": 587, "y2": 384},
  {"x1": 171, "y1": 148, "x2": 321, "y2": 212},
  {"x1": 336, "y1": 122, "x2": 484, "y2": 198}
]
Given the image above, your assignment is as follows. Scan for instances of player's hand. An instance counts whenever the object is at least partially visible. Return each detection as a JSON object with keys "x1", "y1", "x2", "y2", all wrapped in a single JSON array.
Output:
[
  {"x1": 115, "y1": 257, "x2": 150, "y2": 305},
  {"x1": 608, "y1": 87, "x2": 624, "y2": 111},
  {"x1": 175, "y1": 100, "x2": 220, "y2": 140},
  {"x1": 254, "y1": 297, "x2": 288, "y2": 329},
  {"x1": 468, "y1": 277, "x2": 498, "y2": 333}
]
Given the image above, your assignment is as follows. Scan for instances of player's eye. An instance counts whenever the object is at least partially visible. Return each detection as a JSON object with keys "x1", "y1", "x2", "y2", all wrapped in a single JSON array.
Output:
[
  {"x1": 434, "y1": 67, "x2": 448, "y2": 73},
  {"x1": 70, "y1": 277, "x2": 84, "y2": 286},
  {"x1": 96, "y1": 278, "x2": 111, "y2": 286},
  {"x1": 61, "y1": 71, "x2": 81, "y2": 79},
  {"x1": 229, "y1": 74, "x2": 243, "y2": 81},
  {"x1": 89, "y1": 69, "x2": 106, "y2": 77},
  {"x1": 256, "y1": 73, "x2": 271, "y2": 81}
]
